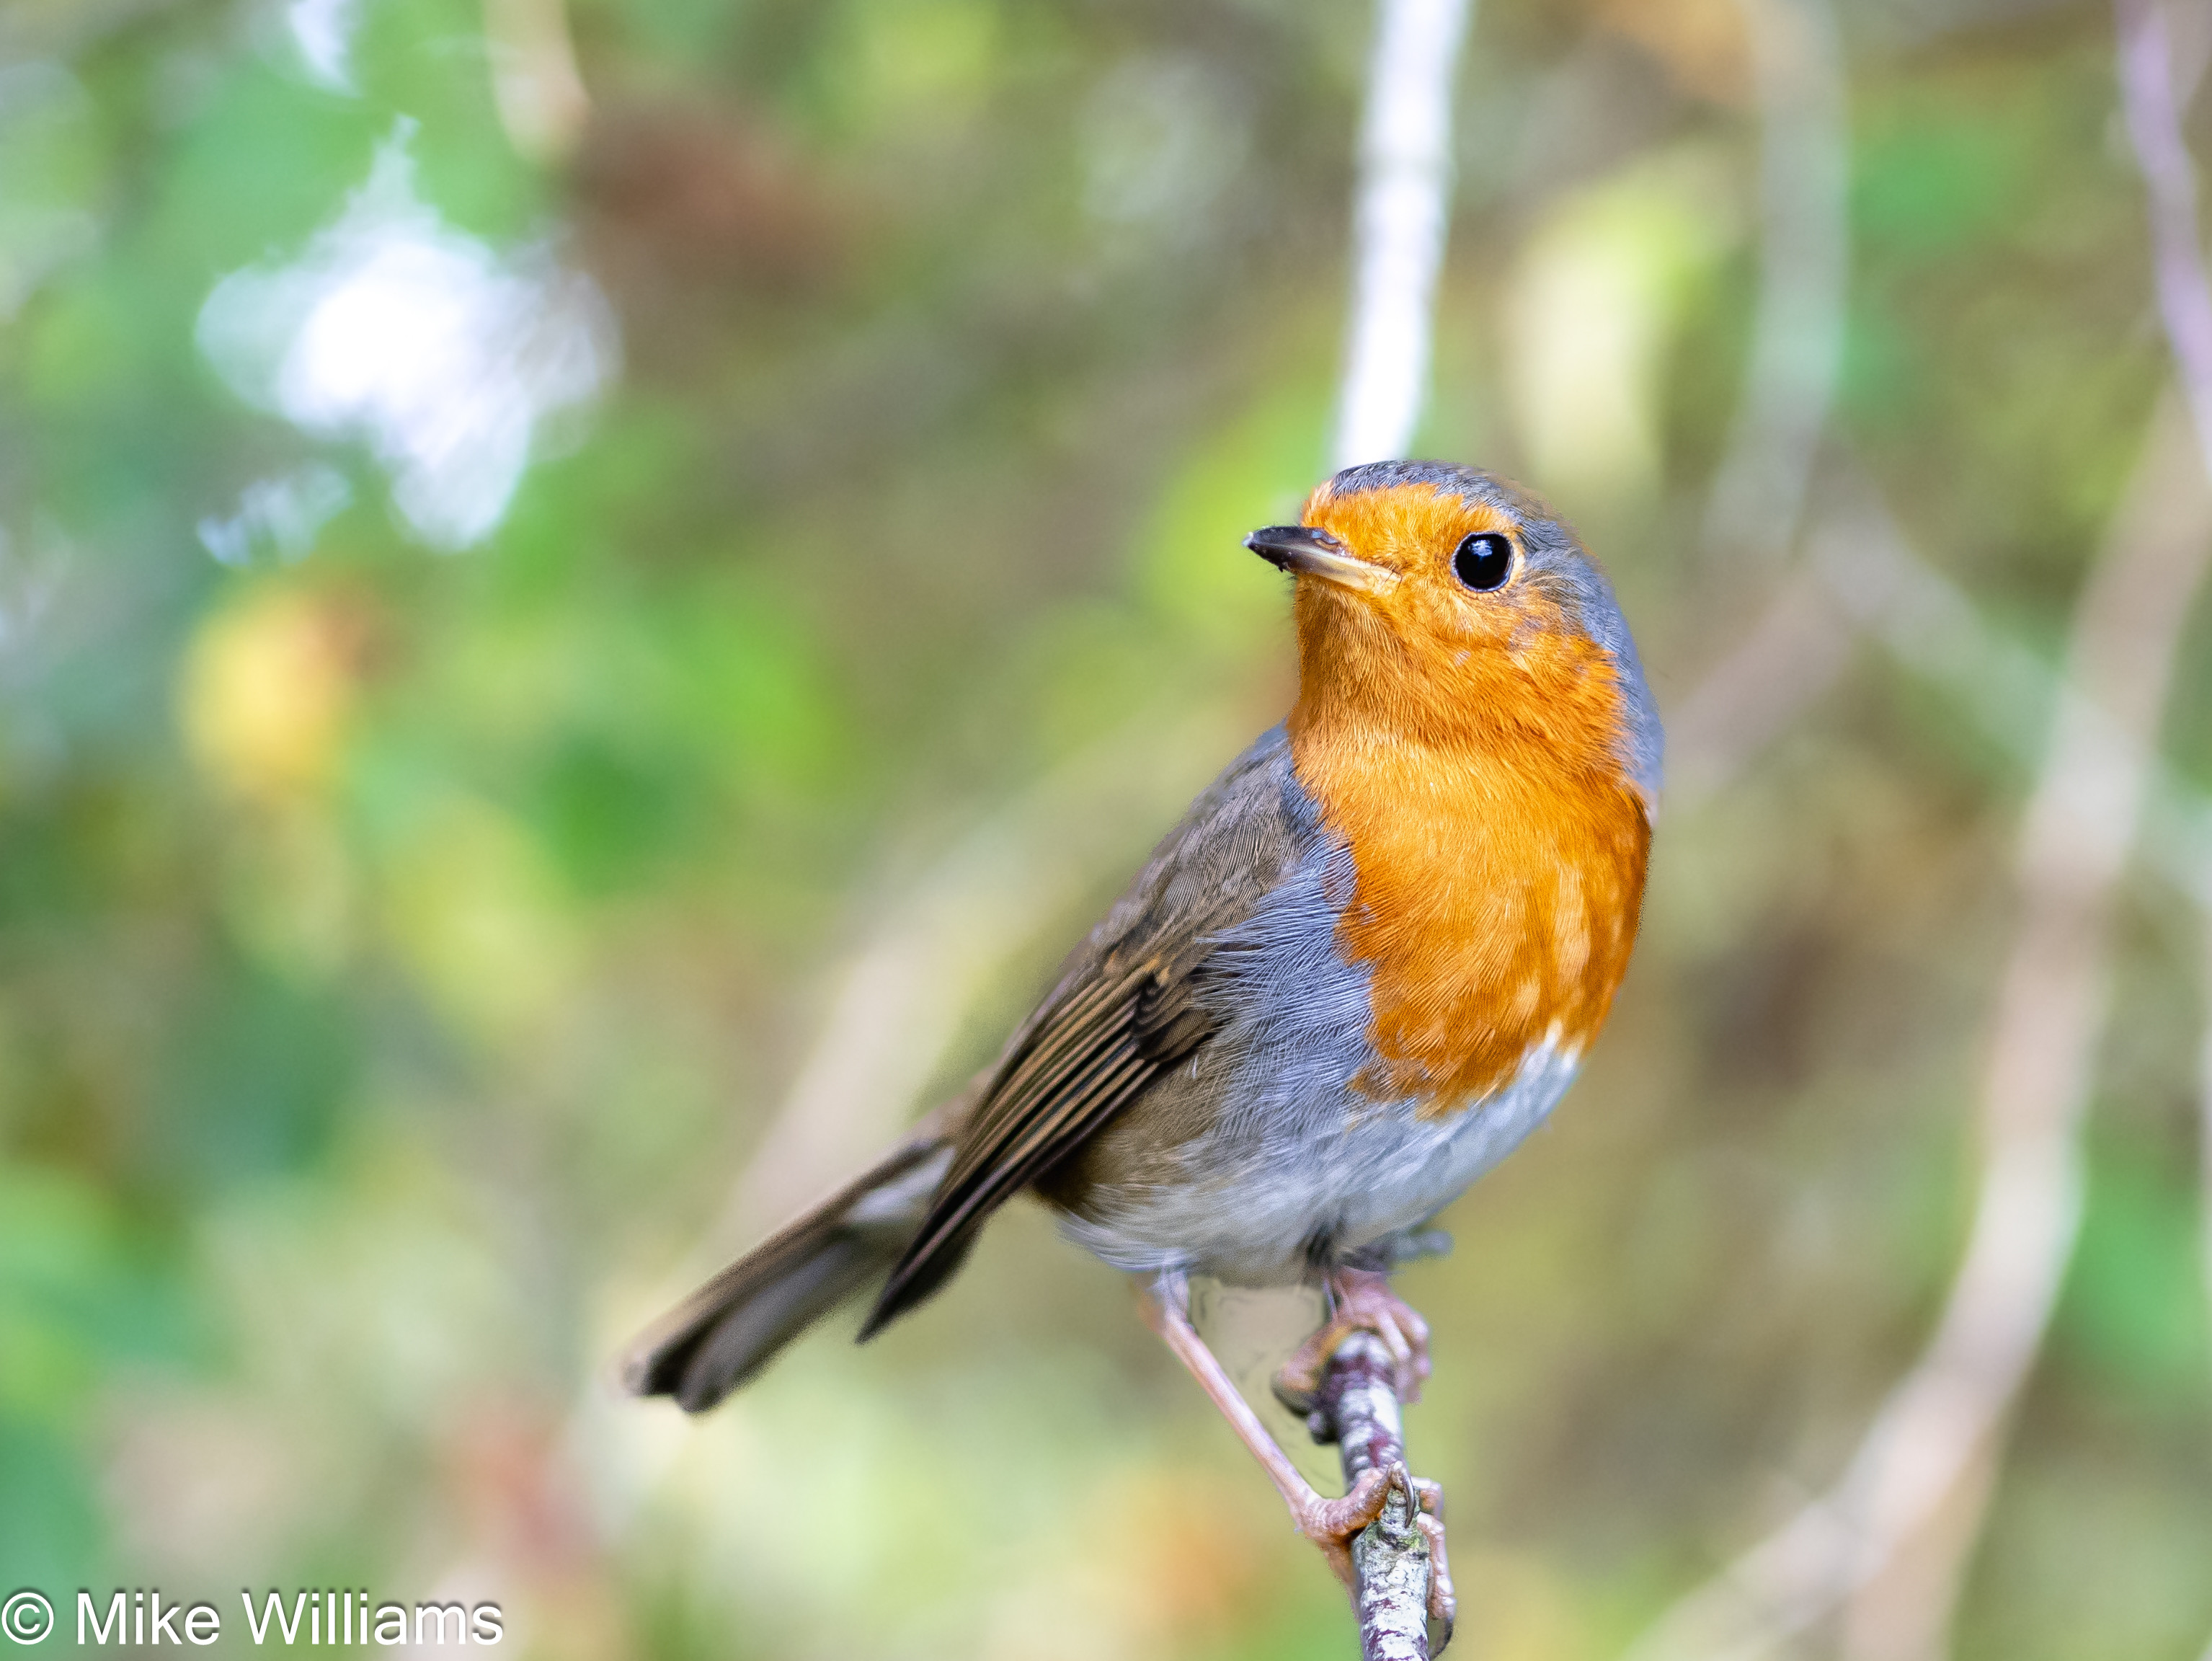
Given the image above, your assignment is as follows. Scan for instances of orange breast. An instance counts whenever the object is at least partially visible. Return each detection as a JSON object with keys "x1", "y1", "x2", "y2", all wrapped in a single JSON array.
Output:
[{"x1": 1287, "y1": 627, "x2": 1651, "y2": 1117}]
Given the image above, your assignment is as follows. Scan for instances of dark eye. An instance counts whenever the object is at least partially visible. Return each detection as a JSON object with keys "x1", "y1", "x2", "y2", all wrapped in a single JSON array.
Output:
[{"x1": 1452, "y1": 532, "x2": 1514, "y2": 591}]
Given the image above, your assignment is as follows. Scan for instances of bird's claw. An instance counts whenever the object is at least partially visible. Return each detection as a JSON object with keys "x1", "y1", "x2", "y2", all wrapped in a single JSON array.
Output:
[
  {"x1": 1287, "y1": 1463, "x2": 1395, "y2": 1588},
  {"x1": 1289, "y1": 1462, "x2": 1456, "y2": 1645},
  {"x1": 1272, "y1": 1267, "x2": 1434, "y2": 1411}
]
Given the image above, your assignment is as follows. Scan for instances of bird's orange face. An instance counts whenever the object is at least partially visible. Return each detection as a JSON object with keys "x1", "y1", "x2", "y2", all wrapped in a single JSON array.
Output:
[{"x1": 1247, "y1": 474, "x2": 1648, "y2": 793}]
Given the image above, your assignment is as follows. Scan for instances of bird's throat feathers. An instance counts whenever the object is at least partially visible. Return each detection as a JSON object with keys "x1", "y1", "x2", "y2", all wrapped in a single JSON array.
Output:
[{"x1": 1285, "y1": 484, "x2": 1653, "y2": 1118}]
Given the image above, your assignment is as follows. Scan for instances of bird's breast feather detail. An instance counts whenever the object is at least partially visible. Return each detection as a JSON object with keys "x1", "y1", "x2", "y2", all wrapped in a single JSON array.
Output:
[{"x1": 1288, "y1": 640, "x2": 1652, "y2": 1120}]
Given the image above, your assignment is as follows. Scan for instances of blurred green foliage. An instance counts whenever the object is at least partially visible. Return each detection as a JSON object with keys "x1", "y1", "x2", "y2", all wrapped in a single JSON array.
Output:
[{"x1": 1, "y1": 0, "x2": 2211, "y2": 1657}]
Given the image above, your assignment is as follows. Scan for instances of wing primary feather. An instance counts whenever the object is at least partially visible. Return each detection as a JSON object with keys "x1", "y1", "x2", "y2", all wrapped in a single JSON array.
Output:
[
  {"x1": 863, "y1": 1052, "x2": 1155, "y2": 1331},
  {"x1": 902, "y1": 1034, "x2": 1142, "y2": 1257},
  {"x1": 857, "y1": 739, "x2": 1296, "y2": 1340}
]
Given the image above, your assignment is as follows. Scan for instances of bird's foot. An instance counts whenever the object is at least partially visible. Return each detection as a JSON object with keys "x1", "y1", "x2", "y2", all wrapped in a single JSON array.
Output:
[
  {"x1": 1289, "y1": 1458, "x2": 1395, "y2": 1584},
  {"x1": 1140, "y1": 1272, "x2": 1455, "y2": 1639},
  {"x1": 1273, "y1": 1267, "x2": 1432, "y2": 1412},
  {"x1": 1289, "y1": 1459, "x2": 1454, "y2": 1621}
]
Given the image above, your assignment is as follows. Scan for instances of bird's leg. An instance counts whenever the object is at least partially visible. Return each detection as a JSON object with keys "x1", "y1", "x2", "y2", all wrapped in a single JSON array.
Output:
[
  {"x1": 1271, "y1": 1265, "x2": 1433, "y2": 1410},
  {"x1": 1139, "y1": 1270, "x2": 1396, "y2": 1592}
]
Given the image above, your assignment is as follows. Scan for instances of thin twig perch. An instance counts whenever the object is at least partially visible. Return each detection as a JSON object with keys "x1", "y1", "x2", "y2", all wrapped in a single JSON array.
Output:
[
  {"x1": 1309, "y1": 1331, "x2": 1454, "y2": 1660},
  {"x1": 1141, "y1": 1277, "x2": 1454, "y2": 1657}
]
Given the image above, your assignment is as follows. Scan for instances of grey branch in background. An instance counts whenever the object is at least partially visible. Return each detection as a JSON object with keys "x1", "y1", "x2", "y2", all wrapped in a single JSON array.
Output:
[
  {"x1": 1630, "y1": 6, "x2": 2212, "y2": 1655},
  {"x1": 1331, "y1": 0, "x2": 1475, "y2": 469},
  {"x1": 1834, "y1": 403, "x2": 2212, "y2": 1655},
  {"x1": 1666, "y1": 0, "x2": 1852, "y2": 802},
  {"x1": 481, "y1": 0, "x2": 590, "y2": 161},
  {"x1": 2116, "y1": 0, "x2": 2212, "y2": 474},
  {"x1": 2109, "y1": 11, "x2": 2212, "y2": 1661},
  {"x1": 1629, "y1": 396, "x2": 2212, "y2": 1661},
  {"x1": 1701, "y1": 0, "x2": 1849, "y2": 565},
  {"x1": 2202, "y1": 920, "x2": 2212, "y2": 1661}
]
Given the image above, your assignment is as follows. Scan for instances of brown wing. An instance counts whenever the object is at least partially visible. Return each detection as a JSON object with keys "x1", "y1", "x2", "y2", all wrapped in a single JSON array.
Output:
[
  {"x1": 856, "y1": 725, "x2": 1310, "y2": 1337},
  {"x1": 857, "y1": 938, "x2": 1214, "y2": 1334}
]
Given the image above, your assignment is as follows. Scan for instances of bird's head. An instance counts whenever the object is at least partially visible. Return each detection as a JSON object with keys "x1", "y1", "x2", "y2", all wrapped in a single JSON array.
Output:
[{"x1": 1245, "y1": 460, "x2": 1661, "y2": 810}]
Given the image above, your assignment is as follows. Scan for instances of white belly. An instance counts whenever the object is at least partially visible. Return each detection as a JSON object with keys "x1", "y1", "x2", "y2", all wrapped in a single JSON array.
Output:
[{"x1": 1061, "y1": 1035, "x2": 1582, "y2": 1283}]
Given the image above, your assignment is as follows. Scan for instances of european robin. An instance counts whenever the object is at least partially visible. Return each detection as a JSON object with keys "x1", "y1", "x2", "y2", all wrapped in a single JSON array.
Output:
[{"x1": 626, "y1": 459, "x2": 1660, "y2": 1603}]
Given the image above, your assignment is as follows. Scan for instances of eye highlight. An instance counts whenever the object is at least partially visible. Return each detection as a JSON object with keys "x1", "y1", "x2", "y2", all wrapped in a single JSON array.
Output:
[{"x1": 1452, "y1": 532, "x2": 1514, "y2": 592}]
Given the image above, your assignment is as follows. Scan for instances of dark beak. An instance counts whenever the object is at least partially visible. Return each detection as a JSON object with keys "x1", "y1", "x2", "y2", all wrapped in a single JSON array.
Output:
[{"x1": 1242, "y1": 526, "x2": 1398, "y2": 596}]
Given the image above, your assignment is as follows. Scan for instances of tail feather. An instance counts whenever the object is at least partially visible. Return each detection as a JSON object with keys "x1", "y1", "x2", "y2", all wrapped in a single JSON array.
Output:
[{"x1": 623, "y1": 1130, "x2": 955, "y2": 1412}]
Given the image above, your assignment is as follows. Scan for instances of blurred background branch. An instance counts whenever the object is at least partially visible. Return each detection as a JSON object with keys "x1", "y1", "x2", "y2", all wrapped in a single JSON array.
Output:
[
  {"x1": 1631, "y1": 398, "x2": 2212, "y2": 1661},
  {"x1": 2115, "y1": 0, "x2": 2212, "y2": 473},
  {"x1": 2110, "y1": 14, "x2": 2212, "y2": 1661},
  {"x1": 1633, "y1": 2, "x2": 2212, "y2": 1657},
  {"x1": 482, "y1": 0, "x2": 590, "y2": 164},
  {"x1": 1666, "y1": 0, "x2": 1849, "y2": 804},
  {"x1": 1698, "y1": 0, "x2": 1847, "y2": 569},
  {"x1": 2203, "y1": 918, "x2": 2212, "y2": 1661},
  {"x1": 1333, "y1": 0, "x2": 1473, "y2": 470}
]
